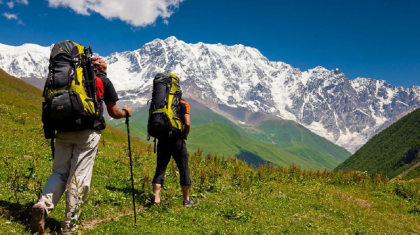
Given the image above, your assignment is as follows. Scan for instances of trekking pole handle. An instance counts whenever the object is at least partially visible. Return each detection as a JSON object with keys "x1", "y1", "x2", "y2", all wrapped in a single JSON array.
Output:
[{"x1": 123, "y1": 109, "x2": 129, "y2": 124}]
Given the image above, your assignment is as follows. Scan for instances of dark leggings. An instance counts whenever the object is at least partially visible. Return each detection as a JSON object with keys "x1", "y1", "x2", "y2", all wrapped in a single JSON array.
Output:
[{"x1": 152, "y1": 138, "x2": 191, "y2": 186}]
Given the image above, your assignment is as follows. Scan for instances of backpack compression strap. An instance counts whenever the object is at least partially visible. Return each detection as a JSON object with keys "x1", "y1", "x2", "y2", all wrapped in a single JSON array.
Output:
[{"x1": 51, "y1": 132, "x2": 55, "y2": 159}]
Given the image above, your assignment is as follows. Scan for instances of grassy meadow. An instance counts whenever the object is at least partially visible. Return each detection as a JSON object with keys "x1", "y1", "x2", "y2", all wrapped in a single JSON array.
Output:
[{"x1": 1, "y1": 70, "x2": 420, "y2": 234}]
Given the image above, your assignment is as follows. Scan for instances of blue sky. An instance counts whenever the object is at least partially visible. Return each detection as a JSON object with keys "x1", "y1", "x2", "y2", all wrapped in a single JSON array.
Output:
[{"x1": 1, "y1": 0, "x2": 419, "y2": 88}]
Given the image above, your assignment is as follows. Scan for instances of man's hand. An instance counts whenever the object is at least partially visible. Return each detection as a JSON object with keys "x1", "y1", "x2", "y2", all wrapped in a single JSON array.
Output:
[
  {"x1": 106, "y1": 102, "x2": 132, "y2": 119},
  {"x1": 122, "y1": 105, "x2": 132, "y2": 117}
]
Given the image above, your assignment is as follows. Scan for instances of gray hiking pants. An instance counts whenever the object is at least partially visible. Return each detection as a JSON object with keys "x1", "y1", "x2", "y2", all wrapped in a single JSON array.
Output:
[{"x1": 37, "y1": 129, "x2": 101, "y2": 227}]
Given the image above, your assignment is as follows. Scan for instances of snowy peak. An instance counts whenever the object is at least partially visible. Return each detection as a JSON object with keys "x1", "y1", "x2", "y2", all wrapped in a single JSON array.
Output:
[
  {"x1": 0, "y1": 43, "x2": 50, "y2": 78},
  {"x1": 0, "y1": 37, "x2": 419, "y2": 153},
  {"x1": 0, "y1": 43, "x2": 51, "y2": 54},
  {"x1": 98, "y1": 38, "x2": 420, "y2": 152}
]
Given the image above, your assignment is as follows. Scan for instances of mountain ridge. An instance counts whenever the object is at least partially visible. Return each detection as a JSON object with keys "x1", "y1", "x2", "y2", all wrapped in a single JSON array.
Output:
[{"x1": 1, "y1": 37, "x2": 419, "y2": 153}]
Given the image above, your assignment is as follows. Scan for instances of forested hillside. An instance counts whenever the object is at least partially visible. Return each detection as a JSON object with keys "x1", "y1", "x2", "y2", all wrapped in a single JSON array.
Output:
[{"x1": 335, "y1": 108, "x2": 420, "y2": 179}]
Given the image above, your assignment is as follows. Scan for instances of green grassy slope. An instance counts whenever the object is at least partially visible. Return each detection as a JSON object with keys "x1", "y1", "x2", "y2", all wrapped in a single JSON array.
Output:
[
  {"x1": 250, "y1": 119, "x2": 350, "y2": 169},
  {"x1": 0, "y1": 69, "x2": 44, "y2": 117},
  {"x1": 187, "y1": 123, "x2": 328, "y2": 169},
  {"x1": 110, "y1": 105, "x2": 150, "y2": 142},
  {"x1": 189, "y1": 105, "x2": 241, "y2": 130},
  {"x1": 112, "y1": 105, "x2": 350, "y2": 170},
  {"x1": 1, "y1": 70, "x2": 420, "y2": 234},
  {"x1": 335, "y1": 108, "x2": 420, "y2": 180}
]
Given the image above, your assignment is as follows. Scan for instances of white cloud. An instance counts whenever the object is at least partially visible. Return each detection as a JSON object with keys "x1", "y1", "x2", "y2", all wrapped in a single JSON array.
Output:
[
  {"x1": 46, "y1": 0, "x2": 185, "y2": 27},
  {"x1": 3, "y1": 12, "x2": 18, "y2": 20},
  {"x1": 6, "y1": 1, "x2": 14, "y2": 8},
  {"x1": 5, "y1": 0, "x2": 28, "y2": 8},
  {"x1": 2, "y1": 1, "x2": 28, "y2": 24},
  {"x1": 3, "y1": 12, "x2": 24, "y2": 24}
]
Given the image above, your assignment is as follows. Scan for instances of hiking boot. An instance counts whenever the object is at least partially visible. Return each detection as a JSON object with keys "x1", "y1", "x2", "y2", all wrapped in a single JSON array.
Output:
[
  {"x1": 183, "y1": 198, "x2": 198, "y2": 207},
  {"x1": 30, "y1": 203, "x2": 46, "y2": 234},
  {"x1": 61, "y1": 224, "x2": 77, "y2": 234}
]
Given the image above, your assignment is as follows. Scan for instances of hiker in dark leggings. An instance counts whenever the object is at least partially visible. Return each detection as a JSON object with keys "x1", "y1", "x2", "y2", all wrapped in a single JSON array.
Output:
[{"x1": 152, "y1": 99, "x2": 198, "y2": 206}]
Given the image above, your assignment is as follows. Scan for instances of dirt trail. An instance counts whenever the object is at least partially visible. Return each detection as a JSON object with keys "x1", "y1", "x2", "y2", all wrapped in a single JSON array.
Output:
[
  {"x1": 399, "y1": 161, "x2": 420, "y2": 178},
  {"x1": 81, "y1": 211, "x2": 136, "y2": 230}
]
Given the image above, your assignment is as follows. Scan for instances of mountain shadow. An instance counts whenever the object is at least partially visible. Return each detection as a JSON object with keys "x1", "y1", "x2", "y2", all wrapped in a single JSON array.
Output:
[{"x1": 235, "y1": 149, "x2": 270, "y2": 167}]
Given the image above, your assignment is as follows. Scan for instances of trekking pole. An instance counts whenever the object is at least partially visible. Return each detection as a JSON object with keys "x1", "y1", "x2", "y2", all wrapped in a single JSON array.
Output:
[{"x1": 124, "y1": 109, "x2": 137, "y2": 228}]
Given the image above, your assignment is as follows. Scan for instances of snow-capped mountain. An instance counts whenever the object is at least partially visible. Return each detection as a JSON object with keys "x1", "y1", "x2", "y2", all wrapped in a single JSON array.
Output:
[
  {"x1": 0, "y1": 43, "x2": 50, "y2": 78},
  {"x1": 1, "y1": 37, "x2": 419, "y2": 153}
]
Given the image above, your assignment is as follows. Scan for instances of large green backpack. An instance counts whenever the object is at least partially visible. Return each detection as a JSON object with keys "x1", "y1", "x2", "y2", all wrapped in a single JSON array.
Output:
[
  {"x1": 42, "y1": 40, "x2": 103, "y2": 141},
  {"x1": 147, "y1": 72, "x2": 183, "y2": 141}
]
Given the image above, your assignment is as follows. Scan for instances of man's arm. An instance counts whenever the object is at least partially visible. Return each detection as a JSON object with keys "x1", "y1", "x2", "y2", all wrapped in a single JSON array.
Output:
[
  {"x1": 183, "y1": 113, "x2": 191, "y2": 137},
  {"x1": 106, "y1": 101, "x2": 132, "y2": 119}
]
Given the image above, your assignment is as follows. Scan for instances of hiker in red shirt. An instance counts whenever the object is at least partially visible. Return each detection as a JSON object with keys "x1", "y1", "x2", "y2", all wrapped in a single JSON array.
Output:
[{"x1": 31, "y1": 56, "x2": 132, "y2": 234}]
